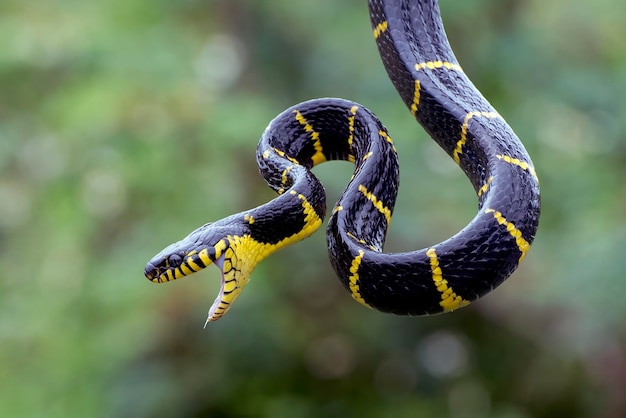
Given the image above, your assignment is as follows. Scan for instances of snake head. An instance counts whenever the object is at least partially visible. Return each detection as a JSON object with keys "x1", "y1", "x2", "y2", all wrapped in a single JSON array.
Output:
[{"x1": 144, "y1": 218, "x2": 262, "y2": 324}]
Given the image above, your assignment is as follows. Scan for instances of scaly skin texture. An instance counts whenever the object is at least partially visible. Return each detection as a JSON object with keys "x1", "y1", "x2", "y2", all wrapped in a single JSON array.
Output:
[{"x1": 144, "y1": 0, "x2": 540, "y2": 324}]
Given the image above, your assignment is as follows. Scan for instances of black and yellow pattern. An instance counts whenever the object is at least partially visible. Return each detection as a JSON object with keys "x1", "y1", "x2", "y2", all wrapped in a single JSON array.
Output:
[{"x1": 144, "y1": 0, "x2": 540, "y2": 324}]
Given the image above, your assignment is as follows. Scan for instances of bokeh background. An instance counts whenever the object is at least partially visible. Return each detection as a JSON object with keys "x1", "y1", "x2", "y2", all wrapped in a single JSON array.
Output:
[{"x1": 1, "y1": 0, "x2": 625, "y2": 417}]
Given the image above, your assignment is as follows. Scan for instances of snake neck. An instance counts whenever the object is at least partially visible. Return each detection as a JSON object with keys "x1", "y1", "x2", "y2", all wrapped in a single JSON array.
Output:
[{"x1": 257, "y1": 98, "x2": 400, "y2": 251}]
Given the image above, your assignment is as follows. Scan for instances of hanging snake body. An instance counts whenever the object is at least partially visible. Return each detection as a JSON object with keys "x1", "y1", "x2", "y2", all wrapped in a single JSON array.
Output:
[{"x1": 144, "y1": 0, "x2": 540, "y2": 324}]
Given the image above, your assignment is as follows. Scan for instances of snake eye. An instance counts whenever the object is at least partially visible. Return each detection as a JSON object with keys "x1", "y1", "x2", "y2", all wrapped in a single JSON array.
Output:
[{"x1": 168, "y1": 254, "x2": 182, "y2": 268}]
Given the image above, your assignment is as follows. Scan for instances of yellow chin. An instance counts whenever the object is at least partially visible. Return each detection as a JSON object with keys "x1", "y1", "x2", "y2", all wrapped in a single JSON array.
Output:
[
  {"x1": 205, "y1": 253, "x2": 248, "y2": 324},
  {"x1": 203, "y1": 235, "x2": 269, "y2": 324}
]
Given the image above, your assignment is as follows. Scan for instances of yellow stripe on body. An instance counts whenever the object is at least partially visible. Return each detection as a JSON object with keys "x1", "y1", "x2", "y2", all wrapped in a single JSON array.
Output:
[
  {"x1": 453, "y1": 111, "x2": 502, "y2": 164},
  {"x1": 373, "y1": 21, "x2": 388, "y2": 39},
  {"x1": 293, "y1": 109, "x2": 326, "y2": 165},
  {"x1": 271, "y1": 147, "x2": 300, "y2": 165},
  {"x1": 357, "y1": 184, "x2": 392, "y2": 225},
  {"x1": 288, "y1": 190, "x2": 324, "y2": 238},
  {"x1": 413, "y1": 62, "x2": 503, "y2": 168},
  {"x1": 415, "y1": 60, "x2": 463, "y2": 72},
  {"x1": 378, "y1": 130, "x2": 397, "y2": 153},
  {"x1": 346, "y1": 231, "x2": 378, "y2": 252},
  {"x1": 277, "y1": 165, "x2": 294, "y2": 194},
  {"x1": 348, "y1": 250, "x2": 371, "y2": 307},
  {"x1": 426, "y1": 248, "x2": 470, "y2": 311},
  {"x1": 485, "y1": 209, "x2": 530, "y2": 262},
  {"x1": 410, "y1": 79, "x2": 421, "y2": 116},
  {"x1": 496, "y1": 154, "x2": 539, "y2": 182},
  {"x1": 347, "y1": 105, "x2": 359, "y2": 156},
  {"x1": 478, "y1": 176, "x2": 493, "y2": 197},
  {"x1": 411, "y1": 62, "x2": 462, "y2": 116}
]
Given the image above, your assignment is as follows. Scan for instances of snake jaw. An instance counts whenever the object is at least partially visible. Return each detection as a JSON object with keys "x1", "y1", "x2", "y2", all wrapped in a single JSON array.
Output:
[
  {"x1": 204, "y1": 240, "x2": 257, "y2": 324},
  {"x1": 205, "y1": 253, "x2": 228, "y2": 326}
]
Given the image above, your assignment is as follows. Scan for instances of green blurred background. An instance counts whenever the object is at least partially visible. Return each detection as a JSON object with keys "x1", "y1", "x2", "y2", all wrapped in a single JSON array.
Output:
[{"x1": 1, "y1": 0, "x2": 625, "y2": 417}]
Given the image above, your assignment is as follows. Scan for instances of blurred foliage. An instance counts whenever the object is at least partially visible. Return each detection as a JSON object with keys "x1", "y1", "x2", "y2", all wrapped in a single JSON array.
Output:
[{"x1": 1, "y1": 0, "x2": 625, "y2": 417}]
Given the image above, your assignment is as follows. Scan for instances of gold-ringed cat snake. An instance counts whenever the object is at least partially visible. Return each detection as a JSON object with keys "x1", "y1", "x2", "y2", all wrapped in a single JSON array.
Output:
[{"x1": 144, "y1": 0, "x2": 541, "y2": 325}]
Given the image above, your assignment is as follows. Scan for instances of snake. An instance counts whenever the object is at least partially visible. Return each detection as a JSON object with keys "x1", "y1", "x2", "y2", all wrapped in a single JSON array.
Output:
[{"x1": 144, "y1": 0, "x2": 541, "y2": 325}]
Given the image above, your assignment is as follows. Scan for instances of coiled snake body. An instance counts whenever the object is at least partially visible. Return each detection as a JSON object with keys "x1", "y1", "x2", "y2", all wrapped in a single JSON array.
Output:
[{"x1": 144, "y1": 0, "x2": 540, "y2": 324}]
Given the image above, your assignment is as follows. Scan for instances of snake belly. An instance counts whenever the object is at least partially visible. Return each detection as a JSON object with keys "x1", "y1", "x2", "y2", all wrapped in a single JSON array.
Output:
[{"x1": 144, "y1": 0, "x2": 540, "y2": 323}]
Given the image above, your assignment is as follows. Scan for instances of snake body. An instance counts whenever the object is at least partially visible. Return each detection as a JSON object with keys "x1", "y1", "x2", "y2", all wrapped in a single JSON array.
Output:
[{"x1": 144, "y1": 0, "x2": 540, "y2": 323}]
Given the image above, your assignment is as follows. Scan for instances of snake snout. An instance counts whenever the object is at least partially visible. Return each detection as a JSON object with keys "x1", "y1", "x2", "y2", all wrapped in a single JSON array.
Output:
[
  {"x1": 144, "y1": 254, "x2": 173, "y2": 282},
  {"x1": 144, "y1": 262, "x2": 161, "y2": 281}
]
